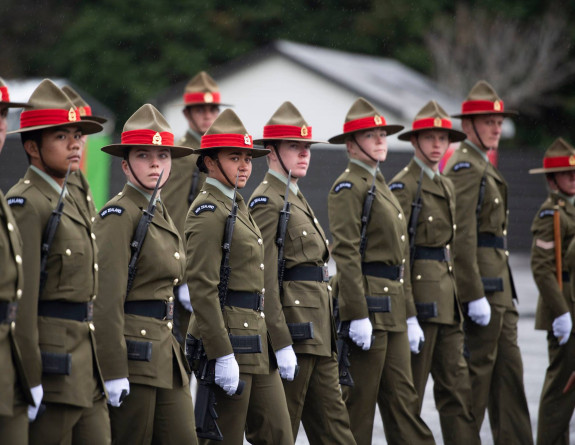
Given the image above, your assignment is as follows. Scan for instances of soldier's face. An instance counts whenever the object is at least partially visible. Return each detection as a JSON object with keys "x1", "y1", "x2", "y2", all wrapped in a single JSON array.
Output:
[
  {"x1": 347, "y1": 128, "x2": 387, "y2": 166},
  {"x1": 554, "y1": 171, "x2": 575, "y2": 196},
  {"x1": 463, "y1": 115, "x2": 504, "y2": 150},
  {"x1": 412, "y1": 130, "x2": 450, "y2": 170},
  {"x1": 272, "y1": 141, "x2": 311, "y2": 179},
  {"x1": 184, "y1": 105, "x2": 220, "y2": 134},
  {"x1": 122, "y1": 147, "x2": 171, "y2": 191},
  {"x1": 0, "y1": 105, "x2": 7, "y2": 152},
  {"x1": 204, "y1": 148, "x2": 252, "y2": 189}
]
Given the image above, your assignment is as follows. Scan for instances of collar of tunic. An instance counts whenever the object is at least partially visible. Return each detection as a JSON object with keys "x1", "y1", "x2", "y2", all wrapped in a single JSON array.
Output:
[
  {"x1": 30, "y1": 165, "x2": 68, "y2": 197},
  {"x1": 267, "y1": 168, "x2": 299, "y2": 195}
]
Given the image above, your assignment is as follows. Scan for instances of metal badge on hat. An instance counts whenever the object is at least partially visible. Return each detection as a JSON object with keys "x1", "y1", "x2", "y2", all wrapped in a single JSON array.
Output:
[
  {"x1": 244, "y1": 134, "x2": 251, "y2": 145},
  {"x1": 153, "y1": 132, "x2": 162, "y2": 145},
  {"x1": 374, "y1": 115, "x2": 383, "y2": 125},
  {"x1": 68, "y1": 108, "x2": 78, "y2": 122},
  {"x1": 301, "y1": 125, "x2": 308, "y2": 137},
  {"x1": 494, "y1": 100, "x2": 501, "y2": 111},
  {"x1": 204, "y1": 92, "x2": 213, "y2": 103},
  {"x1": 434, "y1": 117, "x2": 442, "y2": 127}
]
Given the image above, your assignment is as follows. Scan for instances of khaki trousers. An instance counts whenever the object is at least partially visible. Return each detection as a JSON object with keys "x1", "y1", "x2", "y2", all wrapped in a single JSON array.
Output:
[{"x1": 0, "y1": 403, "x2": 28, "y2": 445}]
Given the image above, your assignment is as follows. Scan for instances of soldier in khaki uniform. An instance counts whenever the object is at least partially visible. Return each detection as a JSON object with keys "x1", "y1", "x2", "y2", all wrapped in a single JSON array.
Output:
[
  {"x1": 163, "y1": 71, "x2": 228, "y2": 345},
  {"x1": 328, "y1": 98, "x2": 435, "y2": 445},
  {"x1": 529, "y1": 138, "x2": 575, "y2": 445},
  {"x1": 248, "y1": 102, "x2": 356, "y2": 444},
  {"x1": 444, "y1": 81, "x2": 533, "y2": 444},
  {"x1": 6, "y1": 79, "x2": 111, "y2": 444},
  {"x1": 389, "y1": 101, "x2": 479, "y2": 444},
  {"x1": 185, "y1": 109, "x2": 293, "y2": 444},
  {"x1": 0, "y1": 77, "x2": 39, "y2": 444},
  {"x1": 93, "y1": 104, "x2": 197, "y2": 444}
]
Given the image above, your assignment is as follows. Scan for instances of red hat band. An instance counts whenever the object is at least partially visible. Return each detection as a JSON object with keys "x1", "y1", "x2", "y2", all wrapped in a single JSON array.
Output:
[
  {"x1": 201, "y1": 133, "x2": 253, "y2": 149},
  {"x1": 184, "y1": 92, "x2": 221, "y2": 105},
  {"x1": 263, "y1": 124, "x2": 312, "y2": 140},
  {"x1": 20, "y1": 108, "x2": 80, "y2": 129},
  {"x1": 0, "y1": 86, "x2": 9, "y2": 102},
  {"x1": 461, "y1": 100, "x2": 504, "y2": 114},
  {"x1": 543, "y1": 155, "x2": 575, "y2": 170},
  {"x1": 412, "y1": 117, "x2": 453, "y2": 130},
  {"x1": 343, "y1": 115, "x2": 387, "y2": 134},
  {"x1": 121, "y1": 129, "x2": 175, "y2": 146},
  {"x1": 78, "y1": 105, "x2": 93, "y2": 117}
]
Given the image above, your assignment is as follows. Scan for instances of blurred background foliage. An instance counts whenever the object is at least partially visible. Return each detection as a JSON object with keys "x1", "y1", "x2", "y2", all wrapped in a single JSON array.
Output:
[{"x1": 1, "y1": 0, "x2": 574, "y2": 147}]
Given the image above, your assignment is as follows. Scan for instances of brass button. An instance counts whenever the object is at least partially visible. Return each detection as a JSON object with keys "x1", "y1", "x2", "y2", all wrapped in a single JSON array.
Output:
[
  {"x1": 24, "y1": 180, "x2": 30, "y2": 184},
  {"x1": 263, "y1": 181, "x2": 268, "y2": 184},
  {"x1": 94, "y1": 263, "x2": 99, "y2": 271},
  {"x1": 398, "y1": 213, "x2": 403, "y2": 220},
  {"x1": 401, "y1": 235, "x2": 405, "y2": 242},
  {"x1": 295, "y1": 300, "x2": 300, "y2": 305},
  {"x1": 503, "y1": 229, "x2": 507, "y2": 236},
  {"x1": 91, "y1": 217, "x2": 95, "y2": 223},
  {"x1": 91, "y1": 233, "x2": 96, "y2": 240},
  {"x1": 314, "y1": 218, "x2": 318, "y2": 224},
  {"x1": 118, "y1": 192, "x2": 123, "y2": 196},
  {"x1": 261, "y1": 288, "x2": 265, "y2": 294},
  {"x1": 302, "y1": 230, "x2": 307, "y2": 236},
  {"x1": 168, "y1": 296, "x2": 174, "y2": 302},
  {"x1": 416, "y1": 275, "x2": 422, "y2": 280},
  {"x1": 173, "y1": 278, "x2": 179, "y2": 285},
  {"x1": 141, "y1": 329, "x2": 147, "y2": 336},
  {"x1": 453, "y1": 224, "x2": 457, "y2": 231},
  {"x1": 400, "y1": 278, "x2": 404, "y2": 284},
  {"x1": 462, "y1": 148, "x2": 468, "y2": 153},
  {"x1": 15, "y1": 255, "x2": 22, "y2": 264},
  {"x1": 345, "y1": 168, "x2": 350, "y2": 173},
  {"x1": 325, "y1": 239, "x2": 329, "y2": 246},
  {"x1": 260, "y1": 263, "x2": 265, "y2": 270},
  {"x1": 16, "y1": 289, "x2": 22, "y2": 299},
  {"x1": 449, "y1": 266, "x2": 453, "y2": 272},
  {"x1": 89, "y1": 322, "x2": 95, "y2": 331},
  {"x1": 402, "y1": 258, "x2": 406, "y2": 264},
  {"x1": 202, "y1": 191, "x2": 207, "y2": 194},
  {"x1": 11, "y1": 321, "x2": 16, "y2": 329},
  {"x1": 258, "y1": 238, "x2": 263, "y2": 245},
  {"x1": 92, "y1": 294, "x2": 97, "y2": 300},
  {"x1": 327, "y1": 285, "x2": 332, "y2": 291},
  {"x1": 243, "y1": 322, "x2": 249, "y2": 328},
  {"x1": 428, "y1": 216, "x2": 433, "y2": 222},
  {"x1": 494, "y1": 198, "x2": 500, "y2": 204},
  {"x1": 87, "y1": 196, "x2": 92, "y2": 202},
  {"x1": 167, "y1": 322, "x2": 173, "y2": 330},
  {"x1": 384, "y1": 287, "x2": 389, "y2": 292},
  {"x1": 505, "y1": 251, "x2": 510, "y2": 257},
  {"x1": 65, "y1": 249, "x2": 72, "y2": 256},
  {"x1": 174, "y1": 252, "x2": 181, "y2": 260},
  {"x1": 7, "y1": 222, "x2": 14, "y2": 232},
  {"x1": 261, "y1": 312, "x2": 265, "y2": 318}
]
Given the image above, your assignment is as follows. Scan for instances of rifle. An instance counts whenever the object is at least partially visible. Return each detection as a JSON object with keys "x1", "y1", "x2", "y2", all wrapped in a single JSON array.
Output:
[
  {"x1": 554, "y1": 205, "x2": 563, "y2": 291},
  {"x1": 217, "y1": 172, "x2": 239, "y2": 310},
  {"x1": 276, "y1": 170, "x2": 292, "y2": 294},
  {"x1": 336, "y1": 161, "x2": 379, "y2": 386},
  {"x1": 408, "y1": 168, "x2": 425, "y2": 270},
  {"x1": 126, "y1": 170, "x2": 163, "y2": 295},
  {"x1": 39, "y1": 163, "x2": 72, "y2": 295},
  {"x1": 188, "y1": 169, "x2": 200, "y2": 205}
]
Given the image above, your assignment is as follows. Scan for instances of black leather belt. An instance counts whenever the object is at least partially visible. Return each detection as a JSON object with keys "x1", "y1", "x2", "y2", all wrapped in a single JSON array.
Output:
[
  {"x1": 226, "y1": 291, "x2": 264, "y2": 311},
  {"x1": 563, "y1": 271, "x2": 570, "y2": 283},
  {"x1": 38, "y1": 301, "x2": 93, "y2": 322},
  {"x1": 413, "y1": 246, "x2": 450, "y2": 262},
  {"x1": 124, "y1": 300, "x2": 174, "y2": 320},
  {"x1": 283, "y1": 266, "x2": 329, "y2": 283},
  {"x1": 477, "y1": 233, "x2": 506, "y2": 250},
  {"x1": 361, "y1": 262, "x2": 404, "y2": 281},
  {"x1": 0, "y1": 301, "x2": 18, "y2": 324}
]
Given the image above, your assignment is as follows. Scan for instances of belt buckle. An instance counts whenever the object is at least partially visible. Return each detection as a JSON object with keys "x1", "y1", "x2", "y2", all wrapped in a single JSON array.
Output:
[
  {"x1": 322, "y1": 266, "x2": 330, "y2": 282},
  {"x1": 166, "y1": 301, "x2": 174, "y2": 320},
  {"x1": 398, "y1": 264, "x2": 405, "y2": 281},
  {"x1": 257, "y1": 293, "x2": 264, "y2": 312},
  {"x1": 444, "y1": 247, "x2": 451, "y2": 262},
  {"x1": 86, "y1": 301, "x2": 94, "y2": 322},
  {"x1": 6, "y1": 302, "x2": 18, "y2": 324}
]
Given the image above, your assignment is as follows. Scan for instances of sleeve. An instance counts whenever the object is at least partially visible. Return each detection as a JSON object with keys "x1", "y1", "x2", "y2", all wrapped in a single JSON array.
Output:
[
  {"x1": 531, "y1": 207, "x2": 569, "y2": 318},
  {"x1": 185, "y1": 206, "x2": 232, "y2": 360},
  {"x1": 249, "y1": 195, "x2": 292, "y2": 352},
  {"x1": 93, "y1": 206, "x2": 133, "y2": 380},
  {"x1": 328, "y1": 179, "x2": 369, "y2": 321}
]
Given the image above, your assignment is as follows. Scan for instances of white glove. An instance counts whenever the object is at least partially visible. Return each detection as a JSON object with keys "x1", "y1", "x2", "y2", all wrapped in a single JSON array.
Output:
[
  {"x1": 28, "y1": 384, "x2": 43, "y2": 422},
  {"x1": 275, "y1": 345, "x2": 298, "y2": 381},
  {"x1": 215, "y1": 353, "x2": 240, "y2": 396},
  {"x1": 407, "y1": 317, "x2": 425, "y2": 354},
  {"x1": 105, "y1": 378, "x2": 130, "y2": 407},
  {"x1": 553, "y1": 312, "x2": 573, "y2": 346},
  {"x1": 177, "y1": 284, "x2": 193, "y2": 312},
  {"x1": 349, "y1": 317, "x2": 373, "y2": 351},
  {"x1": 468, "y1": 297, "x2": 491, "y2": 326}
]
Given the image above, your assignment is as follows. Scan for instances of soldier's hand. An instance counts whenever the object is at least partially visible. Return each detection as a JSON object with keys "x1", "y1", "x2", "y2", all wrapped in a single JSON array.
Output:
[
  {"x1": 215, "y1": 353, "x2": 240, "y2": 396},
  {"x1": 407, "y1": 316, "x2": 425, "y2": 353},
  {"x1": 105, "y1": 378, "x2": 130, "y2": 407},
  {"x1": 275, "y1": 345, "x2": 298, "y2": 381},
  {"x1": 177, "y1": 284, "x2": 193, "y2": 313},
  {"x1": 27, "y1": 384, "x2": 43, "y2": 422},
  {"x1": 349, "y1": 317, "x2": 373, "y2": 350},
  {"x1": 468, "y1": 296, "x2": 491, "y2": 326},
  {"x1": 553, "y1": 312, "x2": 573, "y2": 345}
]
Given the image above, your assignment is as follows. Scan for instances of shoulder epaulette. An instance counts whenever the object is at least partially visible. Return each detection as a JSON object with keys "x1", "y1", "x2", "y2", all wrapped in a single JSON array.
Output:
[{"x1": 249, "y1": 196, "x2": 269, "y2": 209}]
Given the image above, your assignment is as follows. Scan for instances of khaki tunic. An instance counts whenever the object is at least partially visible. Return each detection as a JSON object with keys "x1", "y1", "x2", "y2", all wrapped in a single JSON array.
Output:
[
  {"x1": 444, "y1": 142, "x2": 533, "y2": 444},
  {"x1": 531, "y1": 193, "x2": 575, "y2": 445}
]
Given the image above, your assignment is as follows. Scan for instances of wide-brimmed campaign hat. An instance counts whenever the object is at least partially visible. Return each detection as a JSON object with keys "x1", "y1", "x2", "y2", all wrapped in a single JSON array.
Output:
[
  {"x1": 61, "y1": 85, "x2": 107, "y2": 124},
  {"x1": 101, "y1": 104, "x2": 193, "y2": 158},
  {"x1": 253, "y1": 101, "x2": 327, "y2": 145},
  {"x1": 181, "y1": 71, "x2": 231, "y2": 107},
  {"x1": 398, "y1": 100, "x2": 466, "y2": 142},
  {"x1": 0, "y1": 78, "x2": 30, "y2": 108},
  {"x1": 329, "y1": 98, "x2": 404, "y2": 144},
  {"x1": 529, "y1": 138, "x2": 575, "y2": 174},
  {"x1": 193, "y1": 109, "x2": 269, "y2": 158},
  {"x1": 8, "y1": 79, "x2": 103, "y2": 135},
  {"x1": 452, "y1": 80, "x2": 518, "y2": 119}
]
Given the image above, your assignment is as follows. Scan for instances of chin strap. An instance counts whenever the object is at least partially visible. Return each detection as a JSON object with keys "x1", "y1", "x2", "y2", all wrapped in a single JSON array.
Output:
[
  {"x1": 126, "y1": 157, "x2": 170, "y2": 191},
  {"x1": 413, "y1": 135, "x2": 435, "y2": 166},
  {"x1": 215, "y1": 157, "x2": 236, "y2": 188},
  {"x1": 37, "y1": 146, "x2": 68, "y2": 179},
  {"x1": 271, "y1": 144, "x2": 302, "y2": 180},
  {"x1": 471, "y1": 117, "x2": 490, "y2": 152},
  {"x1": 352, "y1": 134, "x2": 378, "y2": 163}
]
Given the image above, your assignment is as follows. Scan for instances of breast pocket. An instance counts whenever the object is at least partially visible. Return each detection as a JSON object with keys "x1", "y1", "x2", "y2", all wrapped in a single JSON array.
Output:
[
  {"x1": 286, "y1": 222, "x2": 322, "y2": 262},
  {"x1": 45, "y1": 240, "x2": 88, "y2": 292}
]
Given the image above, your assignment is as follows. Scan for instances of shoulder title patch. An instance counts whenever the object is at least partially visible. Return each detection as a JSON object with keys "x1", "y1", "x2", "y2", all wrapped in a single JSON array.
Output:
[
  {"x1": 193, "y1": 203, "x2": 216, "y2": 215},
  {"x1": 7, "y1": 197, "x2": 26, "y2": 207},
  {"x1": 334, "y1": 181, "x2": 353, "y2": 193},
  {"x1": 539, "y1": 209, "x2": 556, "y2": 219},
  {"x1": 99, "y1": 206, "x2": 125, "y2": 218},
  {"x1": 452, "y1": 162, "x2": 471, "y2": 172},
  {"x1": 249, "y1": 196, "x2": 269, "y2": 209},
  {"x1": 389, "y1": 182, "x2": 405, "y2": 191}
]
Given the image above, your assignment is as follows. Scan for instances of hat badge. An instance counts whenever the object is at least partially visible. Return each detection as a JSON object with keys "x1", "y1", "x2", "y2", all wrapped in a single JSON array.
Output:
[
  {"x1": 204, "y1": 92, "x2": 213, "y2": 103},
  {"x1": 301, "y1": 125, "x2": 308, "y2": 137},
  {"x1": 152, "y1": 132, "x2": 162, "y2": 145},
  {"x1": 244, "y1": 134, "x2": 251, "y2": 145},
  {"x1": 68, "y1": 108, "x2": 78, "y2": 122},
  {"x1": 79, "y1": 106, "x2": 87, "y2": 117},
  {"x1": 569, "y1": 155, "x2": 575, "y2": 166},
  {"x1": 434, "y1": 117, "x2": 442, "y2": 127},
  {"x1": 493, "y1": 100, "x2": 501, "y2": 111},
  {"x1": 374, "y1": 115, "x2": 383, "y2": 125}
]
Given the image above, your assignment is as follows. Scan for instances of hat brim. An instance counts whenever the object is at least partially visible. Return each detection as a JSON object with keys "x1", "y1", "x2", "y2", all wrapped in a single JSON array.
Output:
[
  {"x1": 192, "y1": 146, "x2": 270, "y2": 158},
  {"x1": 529, "y1": 165, "x2": 575, "y2": 174},
  {"x1": 7, "y1": 120, "x2": 103, "y2": 135},
  {"x1": 180, "y1": 101, "x2": 233, "y2": 108},
  {"x1": 0, "y1": 101, "x2": 31, "y2": 108},
  {"x1": 101, "y1": 144, "x2": 195, "y2": 159},
  {"x1": 253, "y1": 137, "x2": 329, "y2": 145},
  {"x1": 398, "y1": 127, "x2": 466, "y2": 142},
  {"x1": 451, "y1": 110, "x2": 518, "y2": 119},
  {"x1": 328, "y1": 125, "x2": 404, "y2": 144},
  {"x1": 81, "y1": 115, "x2": 108, "y2": 124}
]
